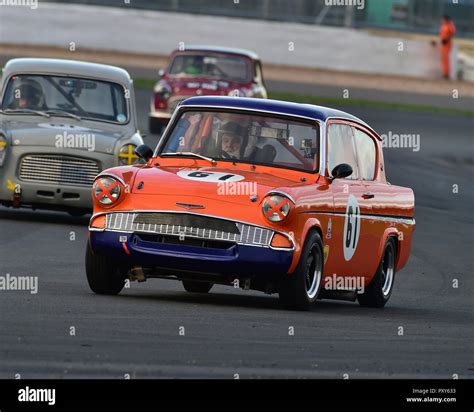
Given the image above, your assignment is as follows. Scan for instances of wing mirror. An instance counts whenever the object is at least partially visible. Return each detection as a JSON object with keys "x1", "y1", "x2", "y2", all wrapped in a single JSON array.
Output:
[
  {"x1": 135, "y1": 144, "x2": 154, "y2": 162},
  {"x1": 158, "y1": 68, "x2": 165, "y2": 79},
  {"x1": 330, "y1": 163, "x2": 353, "y2": 181}
]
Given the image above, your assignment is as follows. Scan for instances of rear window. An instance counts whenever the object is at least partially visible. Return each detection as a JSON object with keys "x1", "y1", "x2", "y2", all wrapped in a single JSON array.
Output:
[{"x1": 168, "y1": 54, "x2": 250, "y2": 82}]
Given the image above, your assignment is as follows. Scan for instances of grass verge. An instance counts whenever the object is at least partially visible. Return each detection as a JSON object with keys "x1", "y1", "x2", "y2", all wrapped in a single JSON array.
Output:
[{"x1": 134, "y1": 78, "x2": 474, "y2": 116}]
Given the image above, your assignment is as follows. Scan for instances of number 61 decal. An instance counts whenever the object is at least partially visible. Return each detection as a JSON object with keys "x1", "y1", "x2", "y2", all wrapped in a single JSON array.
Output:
[
  {"x1": 343, "y1": 194, "x2": 361, "y2": 261},
  {"x1": 177, "y1": 170, "x2": 244, "y2": 182}
]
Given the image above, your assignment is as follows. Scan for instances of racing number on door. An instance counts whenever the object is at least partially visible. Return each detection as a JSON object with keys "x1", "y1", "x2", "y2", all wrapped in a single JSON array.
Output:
[{"x1": 343, "y1": 194, "x2": 361, "y2": 261}]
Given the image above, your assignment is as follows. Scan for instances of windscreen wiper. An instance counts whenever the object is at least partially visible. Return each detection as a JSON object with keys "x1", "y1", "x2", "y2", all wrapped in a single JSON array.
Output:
[
  {"x1": 46, "y1": 110, "x2": 82, "y2": 121},
  {"x1": 161, "y1": 152, "x2": 217, "y2": 165},
  {"x1": 0, "y1": 108, "x2": 50, "y2": 118}
]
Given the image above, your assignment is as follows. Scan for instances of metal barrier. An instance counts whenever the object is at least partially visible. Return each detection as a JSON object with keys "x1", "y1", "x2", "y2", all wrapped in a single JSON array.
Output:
[{"x1": 47, "y1": 0, "x2": 474, "y2": 36}]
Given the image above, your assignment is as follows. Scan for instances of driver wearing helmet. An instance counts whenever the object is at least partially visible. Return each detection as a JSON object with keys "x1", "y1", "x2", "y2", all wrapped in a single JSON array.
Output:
[{"x1": 10, "y1": 79, "x2": 45, "y2": 110}]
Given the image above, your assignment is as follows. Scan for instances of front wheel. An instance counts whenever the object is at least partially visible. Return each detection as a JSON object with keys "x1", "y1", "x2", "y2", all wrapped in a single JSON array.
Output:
[
  {"x1": 85, "y1": 242, "x2": 127, "y2": 295},
  {"x1": 279, "y1": 231, "x2": 323, "y2": 311},
  {"x1": 357, "y1": 237, "x2": 397, "y2": 308},
  {"x1": 182, "y1": 280, "x2": 213, "y2": 294}
]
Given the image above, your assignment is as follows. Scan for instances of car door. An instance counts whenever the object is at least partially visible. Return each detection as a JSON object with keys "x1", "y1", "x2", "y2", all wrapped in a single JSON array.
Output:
[
  {"x1": 324, "y1": 121, "x2": 373, "y2": 279},
  {"x1": 352, "y1": 126, "x2": 393, "y2": 275}
]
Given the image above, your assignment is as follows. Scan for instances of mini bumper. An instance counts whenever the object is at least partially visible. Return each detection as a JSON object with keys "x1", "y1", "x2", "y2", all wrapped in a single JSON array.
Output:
[{"x1": 90, "y1": 230, "x2": 293, "y2": 278}]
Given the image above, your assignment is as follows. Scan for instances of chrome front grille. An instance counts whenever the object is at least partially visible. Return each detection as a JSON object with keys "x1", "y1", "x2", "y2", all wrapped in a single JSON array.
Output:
[
  {"x1": 19, "y1": 155, "x2": 100, "y2": 187},
  {"x1": 105, "y1": 212, "x2": 274, "y2": 247}
]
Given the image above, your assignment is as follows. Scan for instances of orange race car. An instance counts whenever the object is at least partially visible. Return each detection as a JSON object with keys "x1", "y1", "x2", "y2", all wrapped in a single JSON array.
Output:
[{"x1": 86, "y1": 96, "x2": 415, "y2": 310}]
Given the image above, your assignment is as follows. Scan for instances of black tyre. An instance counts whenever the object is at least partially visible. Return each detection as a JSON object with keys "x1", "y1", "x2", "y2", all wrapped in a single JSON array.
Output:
[
  {"x1": 279, "y1": 231, "x2": 323, "y2": 311},
  {"x1": 149, "y1": 117, "x2": 165, "y2": 135},
  {"x1": 182, "y1": 280, "x2": 213, "y2": 294},
  {"x1": 85, "y1": 242, "x2": 127, "y2": 295},
  {"x1": 357, "y1": 237, "x2": 397, "y2": 308}
]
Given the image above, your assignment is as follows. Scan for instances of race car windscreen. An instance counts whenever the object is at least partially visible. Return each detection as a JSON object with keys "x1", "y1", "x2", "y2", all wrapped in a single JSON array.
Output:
[
  {"x1": 168, "y1": 54, "x2": 250, "y2": 82},
  {"x1": 1, "y1": 75, "x2": 128, "y2": 123},
  {"x1": 161, "y1": 110, "x2": 319, "y2": 172}
]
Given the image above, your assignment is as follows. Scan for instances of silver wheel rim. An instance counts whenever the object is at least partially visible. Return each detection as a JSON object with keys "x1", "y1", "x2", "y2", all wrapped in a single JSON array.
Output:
[
  {"x1": 381, "y1": 244, "x2": 395, "y2": 296},
  {"x1": 305, "y1": 244, "x2": 322, "y2": 300}
]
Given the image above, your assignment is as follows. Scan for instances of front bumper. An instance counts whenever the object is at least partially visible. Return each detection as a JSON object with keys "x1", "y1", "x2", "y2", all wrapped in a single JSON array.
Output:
[
  {"x1": 90, "y1": 230, "x2": 293, "y2": 278},
  {"x1": 0, "y1": 179, "x2": 94, "y2": 210}
]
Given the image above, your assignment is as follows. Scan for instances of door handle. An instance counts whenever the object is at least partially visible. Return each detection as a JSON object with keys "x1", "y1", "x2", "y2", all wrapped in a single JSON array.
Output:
[{"x1": 362, "y1": 192, "x2": 375, "y2": 199}]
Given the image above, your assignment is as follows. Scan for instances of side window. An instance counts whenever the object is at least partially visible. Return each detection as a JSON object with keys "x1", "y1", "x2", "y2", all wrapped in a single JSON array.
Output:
[
  {"x1": 353, "y1": 128, "x2": 376, "y2": 180},
  {"x1": 327, "y1": 123, "x2": 359, "y2": 179}
]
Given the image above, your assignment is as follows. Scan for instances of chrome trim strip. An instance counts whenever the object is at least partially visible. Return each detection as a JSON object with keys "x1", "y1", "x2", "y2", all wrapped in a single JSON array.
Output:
[
  {"x1": 269, "y1": 231, "x2": 295, "y2": 252},
  {"x1": 303, "y1": 211, "x2": 415, "y2": 225},
  {"x1": 94, "y1": 173, "x2": 127, "y2": 187},
  {"x1": 264, "y1": 190, "x2": 296, "y2": 204}
]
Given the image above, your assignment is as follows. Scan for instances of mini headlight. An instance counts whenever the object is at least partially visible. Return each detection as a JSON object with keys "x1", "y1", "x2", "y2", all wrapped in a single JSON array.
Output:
[
  {"x1": 262, "y1": 194, "x2": 292, "y2": 222},
  {"x1": 119, "y1": 144, "x2": 140, "y2": 165},
  {"x1": 93, "y1": 177, "x2": 122, "y2": 206}
]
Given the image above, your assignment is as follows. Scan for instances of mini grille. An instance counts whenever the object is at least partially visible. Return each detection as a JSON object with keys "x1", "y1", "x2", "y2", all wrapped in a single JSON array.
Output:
[{"x1": 19, "y1": 155, "x2": 100, "y2": 187}]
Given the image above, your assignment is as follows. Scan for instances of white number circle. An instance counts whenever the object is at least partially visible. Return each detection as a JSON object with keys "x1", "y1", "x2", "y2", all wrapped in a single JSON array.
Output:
[
  {"x1": 177, "y1": 170, "x2": 244, "y2": 183},
  {"x1": 343, "y1": 194, "x2": 361, "y2": 261}
]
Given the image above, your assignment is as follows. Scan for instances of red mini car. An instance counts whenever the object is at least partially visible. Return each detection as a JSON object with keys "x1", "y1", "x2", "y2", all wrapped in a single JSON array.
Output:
[
  {"x1": 88, "y1": 97, "x2": 415, "y2": 311},
  {"x1": 148, "y1": 46, "x2": 267, "y2": 134}
]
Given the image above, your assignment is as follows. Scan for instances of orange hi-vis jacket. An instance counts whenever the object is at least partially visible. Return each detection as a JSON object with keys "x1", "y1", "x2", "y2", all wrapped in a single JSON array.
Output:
[{"x1": 440, "y1": 20, "x2": 456, "y2": 77}]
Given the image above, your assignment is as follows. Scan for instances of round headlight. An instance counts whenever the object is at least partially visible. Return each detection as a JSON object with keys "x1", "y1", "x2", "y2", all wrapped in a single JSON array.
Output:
[
  {"x1": 262, "y1": 194, "x2": 292, "y2": 222},
  {"x1": 93, "y1": 177, "x2": 122, "y2": 206},
  {"x1": 119, "y1": 144, "x2": 140, "y2": 165}
]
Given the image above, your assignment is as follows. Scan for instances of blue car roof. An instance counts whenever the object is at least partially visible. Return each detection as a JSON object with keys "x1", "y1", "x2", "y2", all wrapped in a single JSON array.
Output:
[{"x1": 179, "y1": 96, "x2": 368, "y2": 125}]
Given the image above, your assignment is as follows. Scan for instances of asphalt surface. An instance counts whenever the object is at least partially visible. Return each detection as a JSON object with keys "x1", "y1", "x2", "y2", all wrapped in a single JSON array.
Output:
[{"x1": 0, "y1": 75, "x2": 473, "y2": 378}]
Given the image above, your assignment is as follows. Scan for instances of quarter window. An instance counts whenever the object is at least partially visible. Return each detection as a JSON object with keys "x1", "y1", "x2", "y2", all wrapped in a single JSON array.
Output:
[
  {"x1": 353, "y1": 128, "x2": 376, "y2": 180},
  {"x1": 327, "y1": 124, "x2": 359, "y2": 179}
]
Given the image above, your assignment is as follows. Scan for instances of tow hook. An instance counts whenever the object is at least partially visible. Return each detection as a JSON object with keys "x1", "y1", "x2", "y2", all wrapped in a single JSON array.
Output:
[
  {"x1": 12, "y1": 184, "x2": 21, "y2": 208},
  {"x1": 129, "y1": 266, "x2": 146, "y2": 282}
]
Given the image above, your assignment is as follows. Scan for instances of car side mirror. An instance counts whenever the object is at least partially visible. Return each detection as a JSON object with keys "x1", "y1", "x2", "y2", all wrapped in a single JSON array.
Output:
[
  {"x1": 158, "y1": 69, "x2": 164, "y2": 79},
  {"x1": 135, "y1": 144, "x2": 153, "y2": 162},
  {"x1": 331, "y1": 163, "x2": 353, "y2": 180}
]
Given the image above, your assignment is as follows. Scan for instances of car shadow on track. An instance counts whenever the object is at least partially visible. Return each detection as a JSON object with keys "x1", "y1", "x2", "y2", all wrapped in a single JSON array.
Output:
[
  {"x1": 109, "y1": 288, "x2": 413, "y2": 317},
  {"x1": 0, "y1": 207, "x2": 90, "y2": 226}
]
